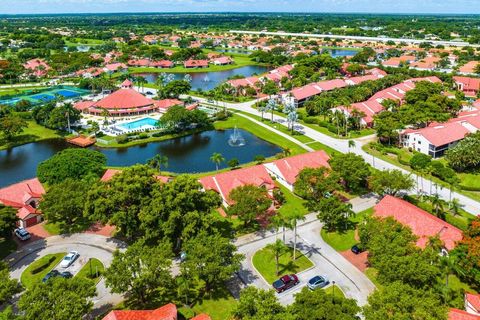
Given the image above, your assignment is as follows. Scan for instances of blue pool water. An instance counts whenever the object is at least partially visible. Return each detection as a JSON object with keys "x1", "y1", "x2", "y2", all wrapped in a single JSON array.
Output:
[{"x1": 119, "y1": 118, "x2": 159, "y2": 130}]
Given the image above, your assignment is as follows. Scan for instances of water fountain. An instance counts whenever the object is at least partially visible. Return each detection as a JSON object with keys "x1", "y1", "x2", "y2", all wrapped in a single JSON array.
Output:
[
  {"x1": 203, "y1": 75, "x2": 210, "y2": 82},
  {"x1": 228, "y1": 126, "x2": 246, "y2": 147}
]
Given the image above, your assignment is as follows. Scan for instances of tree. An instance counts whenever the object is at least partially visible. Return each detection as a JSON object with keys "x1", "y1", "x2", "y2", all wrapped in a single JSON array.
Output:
[
  {"x1": 84, "y1": 165, "x2": 158, "y2": 240},
  {"x1": 368, "y1": 169, "x2": 414, "y2": 196},
  {"x1": 18, "y1": 277, "x2": 96, "y2": 320},
  {"x1": 0, "y1": 262, "x2": 20, "y2": 304},
  {"x1": 228, "y1": 185, "x2": 272, "y2": 227},
  {"x1": 254, "y1": 154, "x2": 265, "y2": 164},
  {"x1": 40, "y1": 178, "x2": 93, "y2": 233},
  {"x1": 288, "y1": 287, "x2": 360, "y2": 320},
  {"x1": 450, "y1": 218, "x2": 480, "y2": 288},
  {"x1": 232, "y1": 287, "x2": 287, "y2": 320},
  {"x1": 266, "y1": 239, "x2": 288, "y2": 276},
  {"x1": 37, "y1": 148, "x2": 106, "y2": 185},
  {"x1": 410, "y1": 153, "x2": 432, "y2": 170},
  {"x1": 430, "y1": 193, "x2": 446, "y2": 218},
  {"x1": 160, "y1": 80, "x2": 191, "y2": 98},
  {"x1": 446, "y1": 133, "x2": 480, "y2": 172},
  {"x1": 0, "y1": 204, "x2": 17, "y2": 239},
  {"x1": 139, "y1": 175, "x2": 221, "y2": 247},
  {"x1": 228, "y1": 158, "x2": 239, "y2": 168},
  {"x1": 364, "y1": 282, "x2": 448, "y2": 320},
  {"x1": 316, "y1": 196, "x2": 355, "y2": 232},
  {"x1": 147, "y1": 154, "x2": 168, "y2": 172},
  {"x1": 0, "y1": 114, "x2": 27, "y2": 140},
  {"x1": 181, "y1": 231, "x2": 244, "y2": 292},
  {"x1": 210, "y1": 152, "x2": 225, "y2": 170},
  {"x1": 105, "y1": 241, "x2": 173, "y2": 306},
  {"x1": 45, "y1": 103, "x2": 81, "y2": 130},
  {"x1": 294, "y1": 167, "x2": 338, "y2": 202},
  {"x1": 329, "y1": 153, "x2": 370, "y2": 192}
]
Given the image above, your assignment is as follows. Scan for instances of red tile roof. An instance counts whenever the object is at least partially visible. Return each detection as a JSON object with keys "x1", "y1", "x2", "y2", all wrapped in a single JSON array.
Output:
[
  {"x1": 404, "y1": 122, "x2": 471, "y2": 147},
  {"x1": 466, "y1": 293, "x2": 480, "y2": 313},
  {"x1": 95, "y1": 88, "x2": 156, "y2": 110},
  {"x1": 199, "y1": 165, "x2": 275, "y2": 205},
  {"x1": 102, "y1": 303, "x2": 177, "y2": 320},
  {"x1": 0, "y1": 178, "x2": 45, "y2": 221},
  {"x1": 191, "y1": 314, "x2": 211, "y2": 320},
  {"x1": 271, "y1": 150, "x2": 330, "y2": 185},
  {"x1": 184, "y1": 59, "x2": 209, "y2": 68},
  {"x1": 448, "y1": 309, "x2": 480, "y2": 320},
  {"x1": 374, "y1": 195, "x2": 463, "y2": 251}
]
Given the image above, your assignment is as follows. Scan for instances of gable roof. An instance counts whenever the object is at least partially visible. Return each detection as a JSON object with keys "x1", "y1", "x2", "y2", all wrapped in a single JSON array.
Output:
[
  {"x1": 448, "y1": 309, "x2": 480, "y2": 320},
  {"x1": 271, "y1": 150, "x2": 330, "y2": 185},
  {"x1": 466, "y1": 293, "x2": 480, "y2": 313},
  {"x1": 0, "y1": 178, "x2": 44, "y2": 208},
  {"x1": 374, "y1": 195, "x2": 463, "y2": 251},
  {"x1": 102, "y1": 303, "x2": 177, "y2": 320},
  {"x1": 191, "y1": 315, "x2": 211, "y2": 320}
]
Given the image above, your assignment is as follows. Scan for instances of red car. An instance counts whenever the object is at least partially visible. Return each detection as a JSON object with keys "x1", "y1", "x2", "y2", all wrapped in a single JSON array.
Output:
[{"x1": 272, "y1": 274, "x2": 299, "y2": 293}]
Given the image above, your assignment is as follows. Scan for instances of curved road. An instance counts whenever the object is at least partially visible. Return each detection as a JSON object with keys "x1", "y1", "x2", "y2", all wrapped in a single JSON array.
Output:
[{"x1": 6, "y1": 234, "x2": 126, "y2": 316}]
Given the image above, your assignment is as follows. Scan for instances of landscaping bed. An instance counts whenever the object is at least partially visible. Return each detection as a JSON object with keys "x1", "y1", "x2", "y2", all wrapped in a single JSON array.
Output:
[
  {"x1": 21, "y1": 252, "x2": 66, "y2": 289},
  {"x1": 252, "y1": 246, "x2": 313, "y2": 284}
]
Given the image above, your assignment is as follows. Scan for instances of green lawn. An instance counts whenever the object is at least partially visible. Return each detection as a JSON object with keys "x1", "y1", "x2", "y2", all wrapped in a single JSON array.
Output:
[
  {"x1": 324, "y1": 284, "x2": 346, "y2": 299},
  {"x1": 189, "y1": 286, "x2": 237, "y2": 320},
  {"x1": 320, "y1": 208, "x2": 374, "y2": 252},
  {"x1": 252, "y1": 245, "x2": 314, "y2": 283},
  {"x1": 364, "y1": 267, "x2": 383, "y2": 290},
  {"x1": 21, "y1": 253, "x2": 66, "y2": 289},
  {"x1": 43, "y1": 222, "x2": 61, "y2": 236},
  {"x1": 0, "y1": 86, "x2": 48, "y2": 97},
  {"x1": 276, "y1": 182, "x2": 308, "y2": 217},
  {"x1": 0, "y1": 121, "x2": 62, "y2": 150},
  {"x1": 76, "y1": 258, "x2": 105, "y2": 284},
  {"x1": 214, "y1": 113, "x2": 308, "y2": 155},
  {"x1": 0, "y1": 238, "x2": 17, "y2": 260}
]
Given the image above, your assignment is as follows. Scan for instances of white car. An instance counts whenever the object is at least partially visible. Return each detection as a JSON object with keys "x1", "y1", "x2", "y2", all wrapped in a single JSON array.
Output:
[
  {"x1": 60, "y1": 251, "x2": 79, "y2": 268},
  {"x1": 14, "y1": 228, "x2": 31, "y2": 241}
]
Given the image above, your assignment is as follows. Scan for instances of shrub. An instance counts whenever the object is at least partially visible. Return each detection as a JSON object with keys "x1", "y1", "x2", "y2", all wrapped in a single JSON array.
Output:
[
  {"x1": 116, "y1": 135, "x2": 129, "y2": 144},
  {"x1": 138, "y1": 133, "x2": 148, "y2": 139},
  {"x1": 31, "y1": 256, "x2": 56, "y2": 275}
]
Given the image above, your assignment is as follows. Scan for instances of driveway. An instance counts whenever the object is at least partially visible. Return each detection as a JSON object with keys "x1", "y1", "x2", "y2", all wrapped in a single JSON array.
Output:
[
  {"x1": 6, "y1": 233, "x2": 127, "y2": 316},
  {"x1": 235, "y1": 195, "x2": 378, "y2": 306}
]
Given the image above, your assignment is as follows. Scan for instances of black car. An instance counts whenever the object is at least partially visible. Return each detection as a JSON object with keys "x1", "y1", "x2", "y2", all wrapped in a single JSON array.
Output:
[
  {"x1": 351, "y1": 244, "x2": 364, "y2": 255},
  {"x1": 42, "y1": 270, "x2": 60, "y2": 283},
  {"x1": 60, "y1": 271, "x2": 73, "y2": 279},
  {"x1": 272, "y1": 274, "x2": 299, "y2": 293}
]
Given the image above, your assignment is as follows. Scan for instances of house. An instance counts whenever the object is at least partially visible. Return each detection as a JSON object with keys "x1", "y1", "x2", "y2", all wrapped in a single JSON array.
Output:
[
  {"x1": 448, "y1": 293, "x2": 480, "y2": 319},
  {"x1": 103, "y1": 63, "x2": 128, "y2": 73},
  {"x1": 151, "y1": 60, "x2": 174, "y2": 68},
  {"x1": 374, "y1": 195, "x2": 463, "y2": 251},
  {"x1": 128, "y1": 59, "x2": 152, "y2": 67},
  {"x1": 199, "y1": 165, "x2": 276, "y2": 207},
  {"x1": 0, "y1": 178, "x2": 45, "y2": 228},
  {"x1": 264, "y1": 150, "x2": 330, "y2": 190},
  {"x1": 23, "y1": 59, "x2": 51, "y2": 77},
  {"x1": 212, "y1": 56, "x2": 233, "y2": 65},
  {"x1": 382, "y1": 55, "x2": 416, "y2": 68},
  {"x1": 76, "y1": 67, "x2": 104, "y2": 78},
  {"x1": 102, "y1": 303, "x2": 177, "y2": 320},
  {"x1": 191, "y1": 314, "x2": 211, "y2": 320},
  {"x1": 459, "y1": 61, "x2": 479, "y2": 74},
  {"x1": 453, "y1": 76, "x2": 480, "y2": 98},
  {"x1": 227, "y1": 76, "x2": 261, "y2": 94},
  {"x1": 184, "y1": 59, "x2": 209, "y2": 68},
  {"x1": 286, "y1": 79, "x2": 348, "y2": 106}
]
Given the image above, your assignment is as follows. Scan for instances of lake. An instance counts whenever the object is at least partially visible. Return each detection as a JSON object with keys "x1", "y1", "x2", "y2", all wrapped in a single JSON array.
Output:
[
  {"x1": 0, "y1": 129, "x2": 282, "y2": 187},
  {"x1": 136, "y1": 65, "x2": 270, "y2": 91}
]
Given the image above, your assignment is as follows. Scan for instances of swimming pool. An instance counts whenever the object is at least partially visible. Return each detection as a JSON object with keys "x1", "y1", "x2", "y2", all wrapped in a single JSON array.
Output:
[{"x1": 119, "y1": 117, "x2": 160, "y2": 130}]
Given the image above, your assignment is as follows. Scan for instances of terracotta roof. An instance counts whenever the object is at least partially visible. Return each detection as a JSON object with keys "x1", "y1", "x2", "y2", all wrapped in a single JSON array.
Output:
[
  {"x1": 459, "y1": 61, "x2": 479, "y2": 74},
  {"x1": 448, "y1": 309, "x2": 480, "y2": 320},
  {"x1": 101, "y1": 169, "x2": 121, "y2": 182},
  {"x1": 0, "y1": 178, "x2": 44, "y2": 207},
  {"x1": 91, "y1": 89, "x2": 156, "y2": 110},
  {"x1": 271, "y1": 150, "x2": 330, "y2": 185},
  {"x1": 102, "y1": 303, "x2": 177, "y2": 320},
  {"x1": 184, "y1": 59, "x2": 209, "y2": 68},
  {"x1": 374, "y1": 195, "x2": 463, "y2": 251},
  {"x1": 405, "y1": 122, "x2": 470, "y2": 147},
  {"x1": 466, "y1": 293, "x2": 480, "y2": 313},
  {"x1": 199, "y1": 165, "x2": 275, "y2": 205},
  {"x1": 191, "y1": 314, "x2": 211, "y2": 320}
]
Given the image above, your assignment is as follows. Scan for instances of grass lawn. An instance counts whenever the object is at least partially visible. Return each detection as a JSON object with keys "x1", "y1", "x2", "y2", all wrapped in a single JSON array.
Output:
[
  {"x1": 43, "y1": 222, "x2": 61, "y2": 236},
  {"x1": 0, "y1": 121, "x2": 62, "y2": 151},
  {"x1": 324, "y1": 284, "x2": 346, "y2": 299},
  {"x1": 320, "y1": 208, "x2": 374, "y2": 252},
  {"x1": 252, "y1": 245, "x2": 314, "y2": 283},
  {"x1": 189, "y1": 286, "x2": 237, "y2": 320},
  {"x1": 447, "y1": 274, "x2": 477, "y2": 293},
  {"x1": 76, "y1": 258, "x2": 105, "y2": 284},
  {"x1": 0, "y1": 86, "x2": 48, "y2": 97},
  {"x1": 214, "y1": 113, "x2": 308, "y2": 155},
  {"x1": 364, "y1": 267, "x2": 383, "y2": 290},
  {"x1": 276, "y1": 182, "x2": 308, "y2": 217},
  {"x1": 0, "y1": 238, "x2": 17, "y2": 260},
  {"x1": 21, "y1": 253, "x2": 65, "y2": 289}
]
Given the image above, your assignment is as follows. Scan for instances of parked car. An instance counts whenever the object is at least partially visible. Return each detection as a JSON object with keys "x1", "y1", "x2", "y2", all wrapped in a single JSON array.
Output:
[
  {"x1": 60, "y1": 251, "x2": 79, "y2": 268},
  {"x1": 60, "y1": 271, "x2": 73, "y2": 279},
  {"x1": 307, "y1": 275, "x2": 329, "y2": 290},
  {"x1": 272, "y1": 274, "x2": 299, "y2": 293},
  {"x1": 42, "y1": 270, "x2": 60, "y2": 283},
  {"x1": 351, "y1": 244, "x2": 364, "y2": 255},
  {"x1": 14, "y1": 228, "x2": 31, "y2": 241}
]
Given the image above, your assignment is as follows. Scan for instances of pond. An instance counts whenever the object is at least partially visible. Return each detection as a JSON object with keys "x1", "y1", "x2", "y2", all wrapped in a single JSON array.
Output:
[
  {"x1": 136, "y1": 65, "x2": 270, "y2": 91},
  {"x1": 328, "y1": 49, "x2": 359, "y2": 57},
  {"x1": 0, "y1": 129, "x2": 282, "y2": 187}
]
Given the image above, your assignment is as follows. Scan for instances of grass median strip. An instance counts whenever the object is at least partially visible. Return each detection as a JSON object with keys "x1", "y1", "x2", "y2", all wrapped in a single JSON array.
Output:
[
  {"x1": 76, "y1": 258, "x2": 105, "y2": 284},
  {"x1": 21, "y1": 253, "x2": 66, "y2": 289},
  {"x1": 252, "y1": 246, "x2": 314, "y2": 284}
]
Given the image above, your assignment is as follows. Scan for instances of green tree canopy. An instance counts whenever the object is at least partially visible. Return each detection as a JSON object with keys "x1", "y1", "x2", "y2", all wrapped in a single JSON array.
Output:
[
  {"x1": 329, "y1": 153, "x2": 370, "y2": 192},
  {"x1": 293, "y1": 167, "x2": 338, "y2": 202},
  {"x1": 0, "y1": 262, "x2": 20, "y2": 305},
  {"x1": 228, "y1": 185, "x2": 272, "y2": 227},
  {"x1": 37, "y1": 148, "x2": 106, "y2": 185},
  {"x1": 368, "y1": 169, "x2": 414, "y2": 196},
  {"x1": 232, "y1": 287, "x2": 287, "y2": 320},
  {"x1": 446, "y1": 132, "x2": 480, "y2": 172},
  {"x1": 0, "y1": 114, "x2": 27, "y2": 141},
  {"x1": 160, "y1": 80, "x2": 191, "y2": 98},
  {"x1": 0, "y1": 204, "x2": 17, "y2": 239},
  {"x1": 315, "y1": 196, "x2": 355, "y2": 232}
]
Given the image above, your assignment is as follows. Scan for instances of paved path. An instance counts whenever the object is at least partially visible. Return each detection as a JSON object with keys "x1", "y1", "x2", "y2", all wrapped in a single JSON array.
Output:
[
  {"x1": 6, "y1": 234, "x2": 126, "y2": 317},
  {"x1": 189, "y1": 95, "x2": 480, "y2": 216},
  {"x1": 234, "y1": 196, "x2": 378, "y2": 306}
]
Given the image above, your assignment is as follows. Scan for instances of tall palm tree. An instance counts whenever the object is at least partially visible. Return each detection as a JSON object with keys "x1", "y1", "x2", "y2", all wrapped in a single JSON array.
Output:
[
  {"x1": 148, "y1": 154, "x2": 168, "y2": 172},
  {"x1": 210, "y1": 152, "x2": 225, "y2": 171},
  {"x1": 289, "y1": 209, "x2": 305, "y2": 261},
  {"x1": 348, "y1": 140, "x2": 356, "y2": 152},
  {"x1": 266, "y1": 239, "x2": 287, "y2": 276},
  {"x1": 430, "y1": 193, "x2": 445, "y2": 219},
  {"x1": 449, "y1": 198, "x2": 462, "y2": 217}
]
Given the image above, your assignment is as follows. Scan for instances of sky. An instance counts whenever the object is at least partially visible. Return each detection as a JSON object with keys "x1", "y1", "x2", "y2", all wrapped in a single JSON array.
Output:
[{"x1": 2, "y1": 0, "x2": 479, "y2": 15}]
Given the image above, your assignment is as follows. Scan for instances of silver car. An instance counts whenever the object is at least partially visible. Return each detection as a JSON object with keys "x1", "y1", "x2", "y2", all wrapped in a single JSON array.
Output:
[
  {"x1": 60, "y1": 251, "x2": 79, "y2": 268},
  {"x1": 307, "y1": 275, "x2": 329, "y2": 290}
]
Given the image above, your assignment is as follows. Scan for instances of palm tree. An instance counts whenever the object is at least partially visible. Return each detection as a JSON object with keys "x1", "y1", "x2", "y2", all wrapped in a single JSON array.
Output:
[
  {"x1": 289, "y1": 209, "x2": 305, "y2": 261},
  {"x1": 100, "y1": 108, "x2": 110, "y2": 125},
  {"x1": 430, "y1": 193, "x2": 445, "y2": 219},
  {"x1": 283, "y1": 148, "x2": 291, "y2": 158},
  {"x1": 449, "y1": 198, "x2": 462, "y2": 217},
  {"x1": 348, "y1": 140, "x2": 356, "y2": 152},
  {"x1": 266, "y1": 239, "x2": 288, "y2": 276},
  {"x1": 136, "y1": 76, "x2": 147, "y2": 93},
  {"x1": 210, "y1": 152, "x2": 225, "y2": 171},
  {"x1": 148, "y1": 154, "x2": 168, "y2": 172},
  {"x1": 266, "y1": 98, "x2": 277, "y2": 123}
]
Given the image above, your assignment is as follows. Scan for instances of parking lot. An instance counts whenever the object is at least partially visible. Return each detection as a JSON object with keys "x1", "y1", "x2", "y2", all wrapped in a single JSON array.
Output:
[{"x1": 51, "y1": 253, "x2": 87, "y2": 276}]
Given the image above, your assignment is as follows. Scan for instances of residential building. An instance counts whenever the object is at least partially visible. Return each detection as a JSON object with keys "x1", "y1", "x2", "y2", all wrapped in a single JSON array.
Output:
[
  {"x1": 0, "y1": 178, "x2": 45, "y2": 228},
  {"x1": 23, "y1": 58, "x2": 51, "y2": 77},
  {"x1": 184, "y1": 59, "x2": 209, "y2": 68},
  {"x1": 211, "y1": 56, "x2": 233, "y2": 65},
  {"x1": 103, "y1": 303, "x2": 177, "y2": 320},
  {"x1": 374, "y1": 195, "x2": 463, "y2": 252},
  {"x1": 454, "y1": 76, "x2": 480, "y2": 98},
  {"x1": 459, "y1": 61, "x2": 480, "y2": 74}
]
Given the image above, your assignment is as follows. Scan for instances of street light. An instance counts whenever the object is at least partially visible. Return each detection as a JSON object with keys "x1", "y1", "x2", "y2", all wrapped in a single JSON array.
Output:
[{"x1": 332, "y1": 280, "x2": 336, "y2": 305}]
